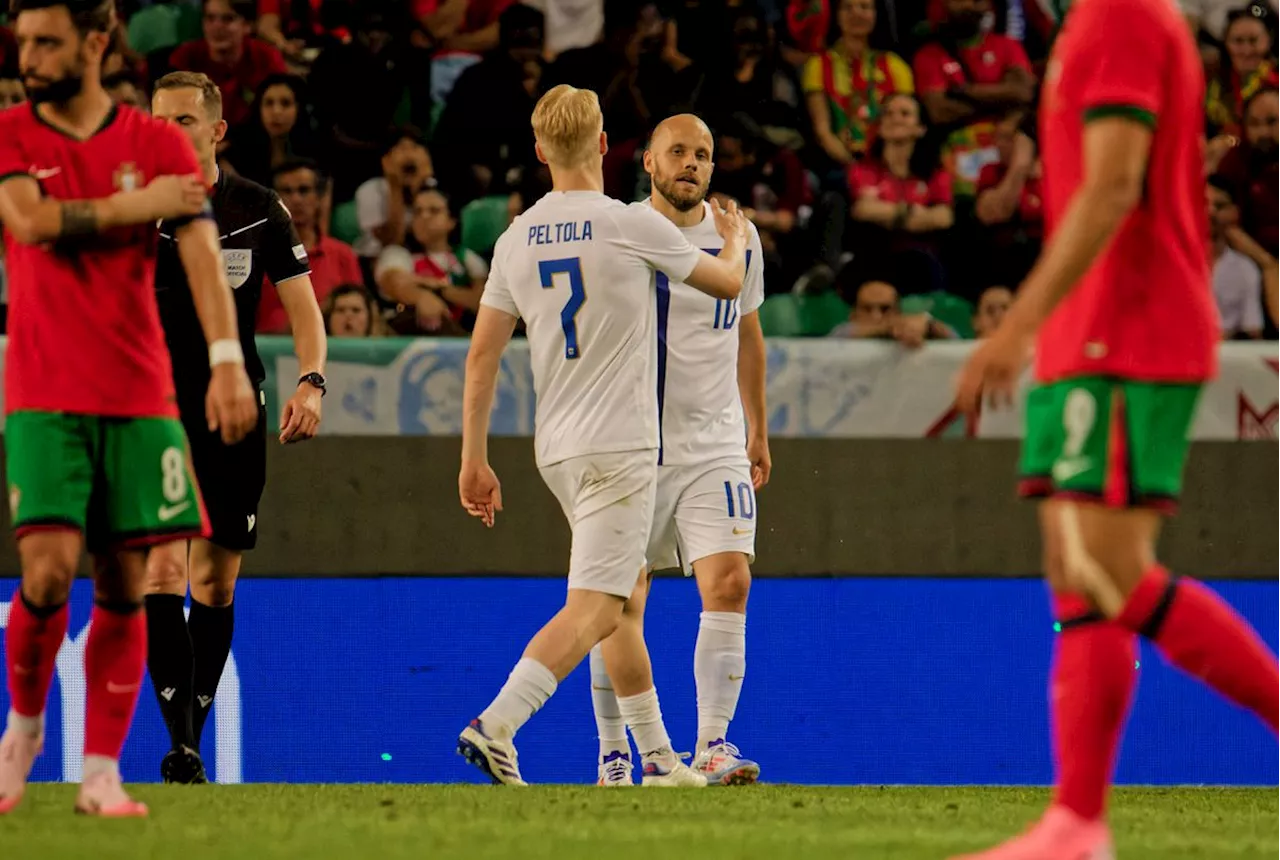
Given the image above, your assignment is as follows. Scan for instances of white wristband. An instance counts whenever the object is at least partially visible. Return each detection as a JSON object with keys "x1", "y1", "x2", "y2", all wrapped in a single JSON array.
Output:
[{"x1": 209, "y1": 339, "x2": 245, "y2": 367}]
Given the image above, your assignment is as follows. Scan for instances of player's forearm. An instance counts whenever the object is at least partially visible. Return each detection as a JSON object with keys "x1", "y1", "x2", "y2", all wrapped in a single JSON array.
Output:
[
  {"x1": 461, "y1": 308, "x2": 517, "y2": 463},
  {"x1": 176, "y1": 220, "x2": 242, "y2": 346},
  {"x1": 737, "y1": 314, "x2": 768, "y2": 443},
  {"x1": 1004, "y1": 182, "x2": 1137, "y2": 334},
  {"x1": 279, "y1": 280, "x2": 327, "y2": 375},
  {"x1": 7, "y1": 194, "x2": 147, "y2": 245},
  {"x1": 908, "y1": 205, "x2": 954, "y2": 232},
  {"x1": 461, "y1": 354, "x2": 500, "y2": 463}
]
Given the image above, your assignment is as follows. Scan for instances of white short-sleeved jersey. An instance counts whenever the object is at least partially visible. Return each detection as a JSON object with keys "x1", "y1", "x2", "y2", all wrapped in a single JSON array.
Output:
[
  {"x1": 481, "y1": 190, "x2": 704, "y2": 467},
  {"x1": 630, "y1": 200, "x2": 766, "y2": 466}
]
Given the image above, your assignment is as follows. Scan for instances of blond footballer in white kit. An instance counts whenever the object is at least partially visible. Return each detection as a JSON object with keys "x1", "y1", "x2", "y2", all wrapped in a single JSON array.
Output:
[
  {"x1": 456, "y1": 86, "x2": 752, "y2": 786},
  {"x1": 588, "y1": 115, "x2": 772, "y2": 788}
]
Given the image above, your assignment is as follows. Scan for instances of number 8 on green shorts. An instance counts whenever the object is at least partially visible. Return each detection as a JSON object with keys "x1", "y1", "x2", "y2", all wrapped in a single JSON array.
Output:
[
  {"x1": 1018, "y1": 377, "x2": 1203, "y2": 514},
  {"x1": 5, "y1": 411, "x2": 208, "y2": 551}
]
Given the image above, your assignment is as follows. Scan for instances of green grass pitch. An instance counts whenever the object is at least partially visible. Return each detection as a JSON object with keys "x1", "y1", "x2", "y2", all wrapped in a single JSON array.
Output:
[{"x1": 1, "y1": 784, "x2": 1274, "y2": 859}]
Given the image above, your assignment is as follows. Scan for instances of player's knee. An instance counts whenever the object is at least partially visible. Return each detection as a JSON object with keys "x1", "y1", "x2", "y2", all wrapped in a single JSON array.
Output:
[
  {"x1": 190, "y1": 576, "x2": 236, "y2": 608},
  {"x1": 697, "y1": 555, "x2": 752, "y2": 612},
  {"x1": 188, "y1": 545, "x2": 241, "y2": 607},
  {"x1": 145, "y1": 545, "x2": 188, "y2": 596},
  {"x1": 586, "y1": 596, "x2": 626, "y2": 642},
  {"x1": 18, "y1": 541, "x2": 78, "y2": 605}
]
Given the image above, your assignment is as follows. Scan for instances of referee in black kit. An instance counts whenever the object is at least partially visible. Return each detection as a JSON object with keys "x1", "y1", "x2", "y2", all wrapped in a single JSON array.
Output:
[{"x1": 146, "y1": 71, "x2": 328, "y2": 783}]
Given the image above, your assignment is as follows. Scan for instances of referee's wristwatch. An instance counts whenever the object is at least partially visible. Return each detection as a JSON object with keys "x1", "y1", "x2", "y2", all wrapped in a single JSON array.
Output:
[{"x1": 298, "y1": 372, "x2": 327, "y2": 397}]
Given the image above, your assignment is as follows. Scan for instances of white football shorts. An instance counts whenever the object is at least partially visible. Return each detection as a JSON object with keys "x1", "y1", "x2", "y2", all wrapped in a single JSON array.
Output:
[
  {"x1": 647, "y1": 457, "x2": 757, "y2": 575},
  {"x1": 539, "y1": 448, "x2": 658, "y2": 597}
]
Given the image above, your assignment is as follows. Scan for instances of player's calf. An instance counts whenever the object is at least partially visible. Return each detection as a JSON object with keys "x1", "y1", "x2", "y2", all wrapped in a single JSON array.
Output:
[
  {"x1": 2, "y1": 533, "x2": 79, "y2": 813},
  {"x1": 692, "y1": 553, "x2": 751, "y2": 763}
]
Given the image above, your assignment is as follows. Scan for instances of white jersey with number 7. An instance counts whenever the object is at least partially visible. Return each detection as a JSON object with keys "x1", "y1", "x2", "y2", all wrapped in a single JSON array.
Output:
[{"x1": 479, "y1": 190, "x2": 705, "y2": 468}]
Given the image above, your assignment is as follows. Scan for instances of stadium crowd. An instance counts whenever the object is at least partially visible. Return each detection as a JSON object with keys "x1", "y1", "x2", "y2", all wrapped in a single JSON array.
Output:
[{"x1": 0, "y1": 0, "x2": 1277, "y2": 342}]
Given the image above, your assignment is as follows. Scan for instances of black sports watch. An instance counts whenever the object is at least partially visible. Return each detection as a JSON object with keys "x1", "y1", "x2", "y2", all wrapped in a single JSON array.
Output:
[{"x1": 298, "y1": 372, "x2": 327, "y2": 396}]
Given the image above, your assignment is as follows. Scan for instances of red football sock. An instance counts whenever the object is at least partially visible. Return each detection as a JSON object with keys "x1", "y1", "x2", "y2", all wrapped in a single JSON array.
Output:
[
  {"x1": 1118, "y1": 566, "x2": 1279, "y2": 733},
  {"x1": 83, "y1": 604, "x2": 148, "y2": 760},
  {"x1": 1050, "y1": 593, "x2": 1138, "y2": 821},
  {"x1": 5, "y1": 589, "x2": 69, "y2": 723}
]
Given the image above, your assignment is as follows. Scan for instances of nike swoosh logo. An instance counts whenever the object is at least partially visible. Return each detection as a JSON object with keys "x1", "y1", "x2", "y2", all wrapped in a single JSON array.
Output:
[
  {"x1": 158, "y1": 501, "x2": 191, "y2": 522},
  {"x1": 591, "y1": 685, "x2": 615, "y2": 693},
  {"x1": 728, "y1": 674, "x2": 745, "y2": 682},
  {"x1": 31, "y1": 167, "x2": 62, "y2": 180},
  {"x1": 732, "y1": 527, "x2": 753, "y2": 536},
  {"x1": 106, "y1": 681, "x2": 141, "y2": 694},
  {"x1": 1051, "y1": 459, "x2": 1092, "y2": 483}
]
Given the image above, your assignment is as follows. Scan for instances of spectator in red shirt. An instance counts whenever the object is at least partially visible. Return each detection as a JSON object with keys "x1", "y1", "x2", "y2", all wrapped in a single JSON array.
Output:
[
  {"x1": 258, "y1": 159, "x2": 364, "y2": 333},
  {"x1": 1215, "y1": 87, "x2": 1280, "y2": 337},
  {"x1": 847, "y1": 93, "x2": 954, "y2": 292},
  {"x1": 911, "y1": 0, "x2": 1035, "y2": 197},
  {"x1": 1207, "y1": 5, "x2": 1278, "y2": 140},
  {"x1": 168, "y1": 0, "x2": 287, "y2": 130},
  {"x1": 256, "y1": 0, "x2": 355, "y2": 63},
  {"x1": 973, "y1": 109, "x2": 1042, "y2": 284}
]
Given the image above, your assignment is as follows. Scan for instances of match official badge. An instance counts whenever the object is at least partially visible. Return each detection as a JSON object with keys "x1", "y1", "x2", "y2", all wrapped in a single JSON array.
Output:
[
  {"x1": 113, "y1": 162, "x2": 143, "y2": 192},
  {"x1": 222, "y1": 249, "x2": 253, "y2": 289}
]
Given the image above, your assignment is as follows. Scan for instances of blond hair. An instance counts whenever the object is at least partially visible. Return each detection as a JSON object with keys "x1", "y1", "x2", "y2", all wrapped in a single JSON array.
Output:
[
  {"x1": 154, "y1": 71, "x2": 223, "y2": 120},
  {"x1": 531, "y1": 85, "x2": 602, "y2": 167}
]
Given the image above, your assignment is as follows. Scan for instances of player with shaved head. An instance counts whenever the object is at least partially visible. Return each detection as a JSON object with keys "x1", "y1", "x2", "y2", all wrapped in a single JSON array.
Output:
[{"x1": 588, "y1": 114, "x2": 769, "y2": 787}]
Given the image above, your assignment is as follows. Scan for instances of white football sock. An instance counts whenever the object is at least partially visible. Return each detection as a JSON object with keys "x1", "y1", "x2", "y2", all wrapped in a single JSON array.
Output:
[
  {"x1": 478, "y1": 657, "x2": 558, "y2": 738},
  {"x1": 694, "y1": 611, "x2": 747, "y2": 752},
  {"x1": 588, "y1": 644, "x2": 628, "y2": 757},
  {"x1": 6, "y1": 709, "x2": 43, "y2": 737},
  {"x1": 616, "y1": 688, "x2": 672, "y2": 758},
  {"x1": 83, "y1": 755, "x2": 120, "y2": 780}
]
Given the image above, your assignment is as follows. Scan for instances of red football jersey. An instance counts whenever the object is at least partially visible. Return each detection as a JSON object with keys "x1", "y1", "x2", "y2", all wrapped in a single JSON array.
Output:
[
  {"x1": 1034, "y1": 0, "x2": 1218, "y2": 383},
  {"x1": 0, "y1": 103, "x2": 205, "y2": 417},
  {"x1": 912, "y1": 33, "x2": 1032, "y2": 95}
]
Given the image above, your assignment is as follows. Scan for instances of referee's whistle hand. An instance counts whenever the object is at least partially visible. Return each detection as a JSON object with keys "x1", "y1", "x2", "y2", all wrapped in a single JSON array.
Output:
[
  {"x1": 279, "y1": 388, "x2": 323, "y2": 444},
  {"x1": 207, "y1": 364, "x2": 259, "y2": 444}
]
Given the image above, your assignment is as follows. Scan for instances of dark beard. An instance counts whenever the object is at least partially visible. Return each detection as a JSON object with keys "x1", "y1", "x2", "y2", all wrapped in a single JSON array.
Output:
[
  {"x1": 654, "y1": 176, "x2": 705, "y2": 212},
  {"x1": 25, "y1": 73, "x2": 85, "y2": 106}
]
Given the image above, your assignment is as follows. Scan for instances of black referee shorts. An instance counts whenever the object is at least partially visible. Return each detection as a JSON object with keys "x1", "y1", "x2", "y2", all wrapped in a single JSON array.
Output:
[{"x1": 180, "y1": 389, "x2": 268, "y2": 552}]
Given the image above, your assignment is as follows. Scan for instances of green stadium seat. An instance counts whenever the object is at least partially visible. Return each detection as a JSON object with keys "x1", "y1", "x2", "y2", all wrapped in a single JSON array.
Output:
[
  {"x1": 460, "y1": 196, "x2": 511, "y2": 257},
  {"x1": 127, "y1": 4, "x2": 184, "y2": 56},
  {"x1": 797, "y1": 291, "x2": 851, "y2": 337},
  {"x1": 329, "y1": 200, "x2": 361, "y2": 246},
  {"x1": 756, "y1": 294, "x2": 803, "y2": 337},
  {"x1": 902, "y1": 291, "x2": 976, "y2": 338}
]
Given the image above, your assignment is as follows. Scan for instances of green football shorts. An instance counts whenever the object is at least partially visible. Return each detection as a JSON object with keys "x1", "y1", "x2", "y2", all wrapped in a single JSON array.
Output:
[
  {"x1": 6, "y1": 410, "x2": 207, "y2": 551},
  {"x1": 1018, "y1": 376, "x2": 1202, "y2": 515}
]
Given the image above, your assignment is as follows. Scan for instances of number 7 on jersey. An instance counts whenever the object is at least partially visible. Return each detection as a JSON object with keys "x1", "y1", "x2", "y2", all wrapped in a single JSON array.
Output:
[{"x1": 538, "y1": 257, "x2": 587, "y2": 360}]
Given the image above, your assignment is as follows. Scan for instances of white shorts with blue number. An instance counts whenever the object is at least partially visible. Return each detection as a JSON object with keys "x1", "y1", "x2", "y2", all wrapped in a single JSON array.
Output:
[{"x1": 647, "y1": 457, "x2": 757, "y2": 575}]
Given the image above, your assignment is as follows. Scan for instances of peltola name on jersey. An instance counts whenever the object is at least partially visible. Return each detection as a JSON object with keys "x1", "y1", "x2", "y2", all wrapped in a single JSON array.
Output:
[{"x1": 527, "y1": 220, "x2": 594, "y2": 246}]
